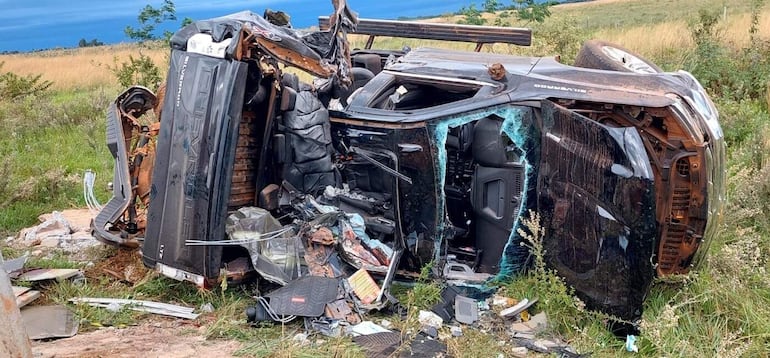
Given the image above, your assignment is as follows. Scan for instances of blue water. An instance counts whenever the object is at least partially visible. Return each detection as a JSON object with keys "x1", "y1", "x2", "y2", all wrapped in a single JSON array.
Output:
[{"x1": 0, "y1": 0, "x2": 567, "y2": 52}]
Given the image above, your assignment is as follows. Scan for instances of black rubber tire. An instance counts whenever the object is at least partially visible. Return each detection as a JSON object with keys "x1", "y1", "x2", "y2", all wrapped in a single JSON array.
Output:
[{"x1": 574, "y1": 40, "x2": 663, "y2": 74}]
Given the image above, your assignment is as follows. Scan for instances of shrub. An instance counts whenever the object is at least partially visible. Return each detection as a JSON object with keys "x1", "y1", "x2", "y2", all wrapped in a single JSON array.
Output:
[
  {"x1": 0, "y1": 62, "x2": 53, "y2": 100},
  {"x1": 107, "y1": 53, "x2": 162, "y2": 88},
  {"x1": 686, "y1": 8, "x2": 770, "y2": 102}
]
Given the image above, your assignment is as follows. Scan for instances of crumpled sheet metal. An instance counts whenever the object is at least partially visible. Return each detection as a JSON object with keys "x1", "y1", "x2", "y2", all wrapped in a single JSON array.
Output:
[
  {"x1": 170, "y1": 1, "x2": 357, "y2": 85},
  {"x1": 226, "y1": 207, "x2": 299, "y2": 285},
  {"x1": 430, "y1": 105, "x2": 532, "y2": 275}
]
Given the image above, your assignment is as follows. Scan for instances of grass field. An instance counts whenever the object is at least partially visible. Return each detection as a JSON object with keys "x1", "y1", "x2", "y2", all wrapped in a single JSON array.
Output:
[{"x1": 1, "y1": 0, "x2": 769, "y2": 356}]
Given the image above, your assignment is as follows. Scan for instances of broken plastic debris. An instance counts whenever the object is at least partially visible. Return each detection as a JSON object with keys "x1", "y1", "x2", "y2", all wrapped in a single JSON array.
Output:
[
  {"x1": 349, "y1": 321, "x2": 391, "y2": 336},
  {"x1": 443, "y1": 262, "x2": 491, "y2": 282},
  {"x1": 492, "y1": 295, "x2": 515, "y2": 307},
  {"x1": 625, "y1": 335, "x2": 639, "y2": 353},
  {"x1": 418, "y1": 310, "x2": 443, "y2": 329},
  {"x1": 500, "y1": 297, "x2": 538, "y2": 318},
  {"x1": 200, "y1": 302, "x2": 214, "y2": 313},
  {"x1": 450, "y1": 326, "x2": 463, "y2": 337},
  {"x1": 454, "y1": 295, "x2": 479, "y2": 324}
]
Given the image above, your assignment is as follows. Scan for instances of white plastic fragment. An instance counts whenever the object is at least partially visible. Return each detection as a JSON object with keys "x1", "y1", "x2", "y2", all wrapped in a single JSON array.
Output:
[
  {"x1": 200, "y1": 302, "x2": 214, "y2": 313},
  {"x1": 349, "y1": 321, "x2": 391, "y2": 336},
  {"x1": 625, "y1": 335, "x2": 639, "y2": 353},
  {"x1": 500, "y1": 298, "x2": 529, "y2": 317},
  {"x1": 450, "y1": 326, "x2": 463, "y2": 337},
  {"x1": 418, "y1": 310, "x2": 443, "y2": 329}
]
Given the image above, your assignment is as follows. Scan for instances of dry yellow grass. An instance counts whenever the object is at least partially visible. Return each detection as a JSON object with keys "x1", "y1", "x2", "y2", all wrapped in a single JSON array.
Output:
[
  {"x1": 0, "y1": 43, "x2": 167, "y2": 90},
  {"x1": 597, "y1": 9, "x2": 770, "y2": 58},
  {"x1": 1, "y1": 2, "x2": 768, "y2": 91}
]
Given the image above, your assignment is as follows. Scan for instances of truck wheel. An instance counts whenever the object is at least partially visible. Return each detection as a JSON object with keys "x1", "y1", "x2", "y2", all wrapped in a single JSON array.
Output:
[{"x1": 574, "y1": 40, "x2": 662, "y2": 74}]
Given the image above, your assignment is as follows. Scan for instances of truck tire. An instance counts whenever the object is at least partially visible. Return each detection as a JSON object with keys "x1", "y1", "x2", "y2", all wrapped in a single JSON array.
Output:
[{"x1": 574, "y1": 40, "x2": 662, "y2": 74}]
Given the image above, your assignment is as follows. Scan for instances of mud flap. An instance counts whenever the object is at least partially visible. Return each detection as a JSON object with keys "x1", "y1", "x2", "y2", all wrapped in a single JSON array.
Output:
[
  {"x1": 537, "y1": 100, "x2": 657, "y2": 320},
  {"x1": 142, "y1": 50, "x2": 248, "y2": 284}
]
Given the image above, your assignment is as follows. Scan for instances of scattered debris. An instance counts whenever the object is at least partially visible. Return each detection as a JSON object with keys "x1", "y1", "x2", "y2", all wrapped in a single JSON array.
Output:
[
  {"x1": 500, "y1": 297, "x2": 537, "y2": 318},
  {"x1": 293, "y1": 332, "x2": 310, "y2": 345},
  {"x1": 510, "y1": 312, "x2": 548, "y2": 339},
  {"x1": 403, "y1": 332, "x2": 448, "y2": 357},
  {"x1": 199, "y1": 302, "x2": 215, "y2": 313},
  {"x1": 16, "y1": 210, "x2": 100, "y2": 253},
  {"x1": 348, "y1": 268, "x2": 381, "y2": 305},
  {"x1": 418, "y1": 310, "x2": 443, "y2": 330},
  {"x1": 12, "y1": 286, "x2": 41, "y2": 308},
  {"x1": 350, "y1": 321, "x2": 391, "y2": 336},
  {"x1": 21, "y1": 305, "x2": 79, "y2": 340},
  {"x1": 71, "y1": 298, "x2": 200, "y2": 320},
  {"x1": 450, "y1": 325, "x2": 463, "y2": 337},
  {"x1": 17, "y1": 268, "x2": 83, "y2": 283},
  {"x1": 1, "y1": 252, "x2": 28, "y2": 277},
  {"x1": 510, "y1": 346, "x2": 528, "y2": 357}
]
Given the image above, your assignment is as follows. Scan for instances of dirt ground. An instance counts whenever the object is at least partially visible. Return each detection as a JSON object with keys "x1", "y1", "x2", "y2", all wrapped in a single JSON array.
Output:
[{"x1": 32, "y1": 319, "x2": 242, "y2": 358}]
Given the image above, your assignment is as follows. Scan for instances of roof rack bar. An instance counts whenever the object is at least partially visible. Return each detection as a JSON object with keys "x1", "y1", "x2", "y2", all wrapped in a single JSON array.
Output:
[{"x1": 318, "y1": 16, "x2": 532, "y2": 48}]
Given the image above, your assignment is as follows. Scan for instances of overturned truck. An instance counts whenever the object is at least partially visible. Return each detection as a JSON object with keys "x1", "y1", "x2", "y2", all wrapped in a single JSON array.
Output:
[{"x1": 92, "y1": 2, "x2": 725, "y2": 322}]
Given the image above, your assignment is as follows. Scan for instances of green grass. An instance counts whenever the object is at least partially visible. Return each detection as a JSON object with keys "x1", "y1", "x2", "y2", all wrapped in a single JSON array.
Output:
[
  {"x1": 0, "y1": 87, "x2": 116, "y2": 235},
  {"x1": 550, "y1": 0, "x2": 756, "y2": 32}
]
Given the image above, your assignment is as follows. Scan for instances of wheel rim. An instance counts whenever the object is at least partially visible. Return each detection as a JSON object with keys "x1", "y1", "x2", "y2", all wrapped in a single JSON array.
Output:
[{"x1": 600, "y1": 46, "x2": 658, "y2": 74}]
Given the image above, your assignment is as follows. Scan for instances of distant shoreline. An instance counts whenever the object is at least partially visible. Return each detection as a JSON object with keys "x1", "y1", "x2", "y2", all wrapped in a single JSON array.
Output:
[{"x1": 1, "y1": 0, "x2": 593, "y2": 55}]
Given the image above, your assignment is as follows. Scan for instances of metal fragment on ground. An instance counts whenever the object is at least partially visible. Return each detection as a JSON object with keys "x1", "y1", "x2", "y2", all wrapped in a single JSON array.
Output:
[
  {"x1": 12, "y1": 286, "x2": 40, "y2": 308},
  {"x1": 2, "y1": 254, "x2": 28, "y2": 277},
  {"x1": 21, "y1": 305, "x2": 79, "y2": 340},
  {"x1": 17, "y1": 268, "x2": 82, "y2": 282},
  {"x1": 71, "y1": 297, "x2": 200, "y2": 319},
  {"x1": 325, "y1": 298, "x2": 354, "y2": 320}
]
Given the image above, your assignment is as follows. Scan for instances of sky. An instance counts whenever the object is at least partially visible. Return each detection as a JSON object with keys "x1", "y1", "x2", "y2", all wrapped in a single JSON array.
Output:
[{"x1": 0, "y1": 0, "x2": 490, "y2": 52}]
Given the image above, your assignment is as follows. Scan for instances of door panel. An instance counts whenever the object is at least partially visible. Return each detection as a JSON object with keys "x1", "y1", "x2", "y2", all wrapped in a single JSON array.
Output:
[{"x1": 538, "y1": 100, "x2": 657, "y2": 320}]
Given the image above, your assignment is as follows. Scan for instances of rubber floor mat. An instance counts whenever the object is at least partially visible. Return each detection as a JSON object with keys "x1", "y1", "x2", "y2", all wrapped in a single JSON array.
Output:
[
  {"x1": 265, "y1": 276, "x2": 339, "y2": 316},
  {"x1": 352, "y1": 332, "x2": 401, "y2": 358}
]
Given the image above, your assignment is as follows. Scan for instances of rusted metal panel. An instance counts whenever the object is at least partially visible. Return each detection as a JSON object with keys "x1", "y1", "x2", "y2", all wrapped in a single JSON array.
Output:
[{"x1": 318, "y1": 16, "x2": 532, "y2": 47}]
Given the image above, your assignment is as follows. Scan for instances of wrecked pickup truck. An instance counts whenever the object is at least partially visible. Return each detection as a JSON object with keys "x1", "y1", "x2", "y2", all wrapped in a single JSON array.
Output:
[{"x1": 91, "y1": 2, "x2": 725, "y2": 322}]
